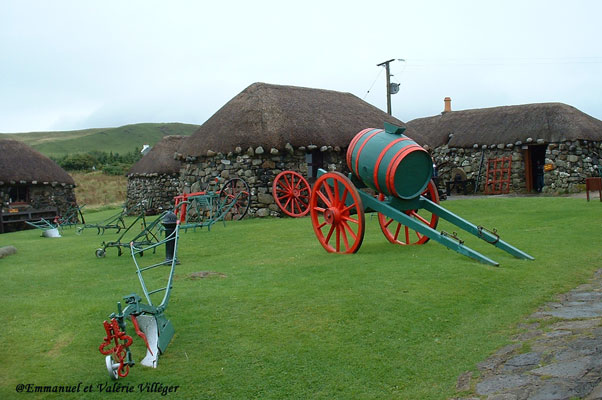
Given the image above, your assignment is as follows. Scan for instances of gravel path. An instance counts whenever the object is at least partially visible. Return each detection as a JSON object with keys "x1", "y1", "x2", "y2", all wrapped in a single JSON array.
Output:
[{"x1": 452, "y1": 269, "x2": 602, "y2": 400}]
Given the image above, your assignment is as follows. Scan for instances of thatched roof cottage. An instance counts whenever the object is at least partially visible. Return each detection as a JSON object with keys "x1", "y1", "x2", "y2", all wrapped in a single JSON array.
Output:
[
  {"x1": 176, "y1": 82, "x2": 417, "y2": 217},
  {"x1": 126, "y1": 135, "x2": 185, "y2": 213},
  {"x1": 407, "y1": 100, "x2": 602, "y2": 194},
  {"x1": 179, "y1": 82, "x2": 424, "y2": 156},
  {"x1": 0, "y1": 139, "x2": 77, "y2": 232}
]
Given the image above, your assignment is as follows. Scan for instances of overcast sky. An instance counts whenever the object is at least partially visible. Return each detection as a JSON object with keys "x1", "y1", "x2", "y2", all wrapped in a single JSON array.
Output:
[{"x1": 1, "y1": 0, "x2": 601, "y2": 133}]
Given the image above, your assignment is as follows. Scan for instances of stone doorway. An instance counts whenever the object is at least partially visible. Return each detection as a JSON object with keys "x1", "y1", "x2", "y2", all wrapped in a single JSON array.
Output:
[{"x1": 524, "y1": 145, "x2": 547, "y2": 192}]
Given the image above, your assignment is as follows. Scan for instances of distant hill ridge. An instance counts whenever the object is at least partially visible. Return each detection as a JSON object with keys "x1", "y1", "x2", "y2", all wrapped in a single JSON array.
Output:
[{"x1": 1, "y1": 122, "x2": 200, "y2": 157}]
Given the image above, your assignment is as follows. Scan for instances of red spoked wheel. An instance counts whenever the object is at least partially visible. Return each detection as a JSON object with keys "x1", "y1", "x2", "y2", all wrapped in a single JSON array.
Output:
[
  {"x1": 218, "y1": 178, "x2": 250, "y2": 220},
  {"x1": 310, "y1": 172, "x2": 365, "y2": 253},
  {"x1": 378, "y1": 180, "x2": 440, "y2": 245},
  {"x1": 272, "y1": 171, "x2": 311, "y2": 217}
]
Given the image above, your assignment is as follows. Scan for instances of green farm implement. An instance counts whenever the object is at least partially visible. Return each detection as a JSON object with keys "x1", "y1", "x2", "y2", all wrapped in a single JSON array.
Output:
[
  {"x1": 24, "y1": 203, "x2": 85, "y2": 237},
  {"x1": 99, "y1": 213, "x2": 180, "y2": 379},
  {"x1": 54, "y1": 203, "x2": 85, "y2": 228},
  {"x1": 94, "y1": 205, "x2": 163, "y2": 258},
  {"x1": 309, "y1": 123, "x2": 533, "y2": 266},
  {"x1": 25, "y1": 218, "x2": 61, "y2": 237},
  {"x1": 77, "y1": 207, "x2": 126, "y2": 235}
]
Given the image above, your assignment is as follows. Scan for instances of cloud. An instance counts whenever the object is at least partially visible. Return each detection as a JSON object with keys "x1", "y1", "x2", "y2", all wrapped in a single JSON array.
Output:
[{"x1": 1, "y1": 0, "x2": 601, "y2": 132}]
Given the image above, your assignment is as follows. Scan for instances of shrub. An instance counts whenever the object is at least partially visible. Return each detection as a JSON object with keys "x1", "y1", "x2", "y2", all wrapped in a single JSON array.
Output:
[
  {"x1": 102, "y1": 163, "x2": 128, "y2": 176},
  {"x1": 57, "y1": 153, "x2": 98, "y2": 171},
  {"x1": 53, "y1": 150, "x2": 142, "y2": 174}
]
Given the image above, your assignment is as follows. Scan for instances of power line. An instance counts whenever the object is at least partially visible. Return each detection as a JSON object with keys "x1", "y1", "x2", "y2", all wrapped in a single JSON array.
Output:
[
  {"x1": 363, "y1": 67, "x2": 384, "y2": 100},
  {"x1": 403, "y1": 56, "x2": 602, "y2": 68}
]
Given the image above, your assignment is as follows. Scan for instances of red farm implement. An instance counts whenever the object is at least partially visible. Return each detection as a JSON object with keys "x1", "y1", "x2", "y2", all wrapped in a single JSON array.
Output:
[{"x1": 173, "y1": 178, "x2": 250, "y2": 231}]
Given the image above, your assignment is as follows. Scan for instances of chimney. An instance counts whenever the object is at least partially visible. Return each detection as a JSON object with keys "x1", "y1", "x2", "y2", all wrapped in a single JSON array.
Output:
[{"x1": 443, "y1": 97, "x2": 452, "y2": 113}]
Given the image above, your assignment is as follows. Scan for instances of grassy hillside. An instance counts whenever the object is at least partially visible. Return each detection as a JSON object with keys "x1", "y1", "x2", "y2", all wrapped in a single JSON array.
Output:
[{"x1": 2, "y1": 122, "x2": 200, "y2": 157}]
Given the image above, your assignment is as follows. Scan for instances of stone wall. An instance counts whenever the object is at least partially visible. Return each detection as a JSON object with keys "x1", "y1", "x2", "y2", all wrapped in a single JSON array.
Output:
[
  {"x1": 0, "y1": 182, "x2": 77, "y2": 216},
  {"x1": 179, "y1": 146, "x2": 347, "y2": 217},
  {"x1": 131, "y1": 139, "x2": 601, "y2": 219},
  {"x1": 431, "y1": 140, "x2": 602, "y2": 194},
  {"x1": 432, "y1": 145, "x2": 526, "y2": 192},
  {"x1": 126, "y1": 173, "x2": 180, "y2": 214},
  {"x1": 543, "y1": 141, "x2": 602, "y2": 193}
]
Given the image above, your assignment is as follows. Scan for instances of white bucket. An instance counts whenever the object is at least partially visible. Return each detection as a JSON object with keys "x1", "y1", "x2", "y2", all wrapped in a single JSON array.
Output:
[{"x1": 43, "y1": 228, "x2": 61, "y2": 238}]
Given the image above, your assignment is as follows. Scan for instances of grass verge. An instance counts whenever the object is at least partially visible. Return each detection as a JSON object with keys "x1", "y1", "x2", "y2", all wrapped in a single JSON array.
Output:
[
  {"x1": 0, "y1": 197, "x2": 600, "y2": 399},
  {"x1": 72, "y1": 172, "x2": 127, "y2": 208}
]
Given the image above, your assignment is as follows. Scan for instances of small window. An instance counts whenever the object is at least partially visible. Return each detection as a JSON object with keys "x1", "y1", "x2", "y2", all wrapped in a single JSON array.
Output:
[
  {"x1": 8, "y1": 185, "x2": 29, "y2": 204},
  {"x1": 306, "y1": 151, "x2": 324, "y2": 179}
]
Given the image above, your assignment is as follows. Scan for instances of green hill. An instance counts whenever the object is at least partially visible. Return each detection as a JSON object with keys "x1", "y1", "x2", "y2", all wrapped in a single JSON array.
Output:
[{"x1": 1, "y1": 122, "x2": 200, "y2": 157}]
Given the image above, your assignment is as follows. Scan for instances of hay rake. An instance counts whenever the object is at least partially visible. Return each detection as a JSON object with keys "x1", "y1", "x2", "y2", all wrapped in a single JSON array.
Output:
[{"x1": 99, "y1": 214, "x2": 180, "y2": 379}]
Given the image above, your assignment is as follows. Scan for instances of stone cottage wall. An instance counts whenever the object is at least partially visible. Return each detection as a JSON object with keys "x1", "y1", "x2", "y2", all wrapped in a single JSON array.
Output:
[
  {"x1": 431, "y1": 140, "x2": 601, "y2": 194},
  {"x1": 0, "y1": 182, "x2": 76, "y2": 216},
  {"x1": 126, "y1": 174, "x2": 180, "y2": 214},
  {"x1": 179, "y1": 146, "x2": 347, "y2": 217},
  {"x1": 431, "y1": 145, "x2": 526, "y2": 192},
  {"x1": 543, "y1": 140, "x2": 601, "y2": 193}
]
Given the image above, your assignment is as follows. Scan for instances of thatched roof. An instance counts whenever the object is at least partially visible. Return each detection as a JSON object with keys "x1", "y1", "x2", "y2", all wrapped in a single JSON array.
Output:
[
  {"x1": 180, "y1": 82, "x2": 425, "y2": 156},
  {"x1": 407, "y1": 102, "x2": 602, "y2": 148},
  {"x1": 127, "y1": 135, "x2": 185, "y2": 176},
  {"x1": 0, "y1": 139, "x2": 75, "y2": 185}
]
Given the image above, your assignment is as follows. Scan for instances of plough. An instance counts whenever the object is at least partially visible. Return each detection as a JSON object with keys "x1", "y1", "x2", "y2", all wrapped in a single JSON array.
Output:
[
  {"x1": 308, "y1": 123, "x2": 534, "y2": 266},
  {"x1": 24, "y1": 203, "x2": 86, "y2": 237},
  {"x1": 99, "y1": 213, "x2": 180, "y2": 379},
  {"x1": 25, "y1": 218, "x2": 61, "y2": 238}
]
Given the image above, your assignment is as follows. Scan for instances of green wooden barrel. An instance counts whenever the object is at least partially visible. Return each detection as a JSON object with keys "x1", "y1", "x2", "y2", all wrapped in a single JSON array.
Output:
[{"x1": 346, "y1": 123, "x2": 432, "y2": 199}]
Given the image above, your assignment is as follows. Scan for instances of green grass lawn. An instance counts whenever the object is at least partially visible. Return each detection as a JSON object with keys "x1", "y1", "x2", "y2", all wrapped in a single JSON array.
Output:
[{"x1": 0, "y1": 197, "x2": 600, "y2": 399}]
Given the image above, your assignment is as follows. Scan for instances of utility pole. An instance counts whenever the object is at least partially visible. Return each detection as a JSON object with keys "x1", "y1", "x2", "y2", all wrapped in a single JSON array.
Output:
[
  {"x1": 376, "y1": 58, "x2": 403, "y2": 115},
  {"x1": 377, "y1": 59, "x2": 395, "y2": 115}
]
